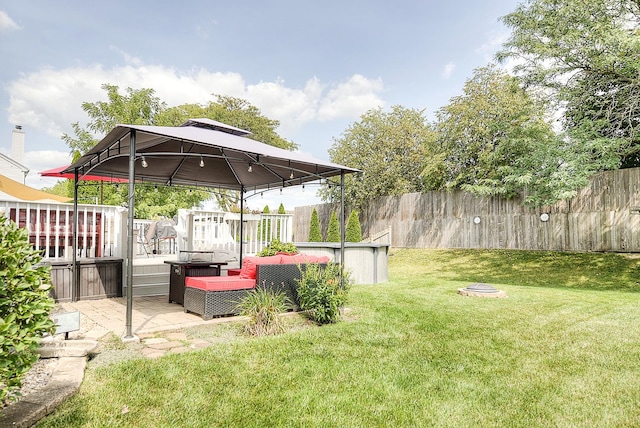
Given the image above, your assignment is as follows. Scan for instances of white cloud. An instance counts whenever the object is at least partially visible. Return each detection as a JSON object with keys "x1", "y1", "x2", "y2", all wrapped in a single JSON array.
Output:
[
  {"x1": 7, "y1": 63, "x2": 385, "y2": 143},
  {"x1": 0, "y1": 10, "x2": 20, "y2": 32},
  {"x1": 109, "y1": 45, "x2": 143, "y2": 67},
  {"x1": 475, "y1": 30, "x2": 510, "y2": 64},
  {"x1": 22, "y1": 150, "x2": 73, "y2": 189},
  {"x1": 317, "y1": 74, "x2": 384, "y2": 121},
  {"x1": 442, "y1": 62, "x2": 456, "y2": 79}
]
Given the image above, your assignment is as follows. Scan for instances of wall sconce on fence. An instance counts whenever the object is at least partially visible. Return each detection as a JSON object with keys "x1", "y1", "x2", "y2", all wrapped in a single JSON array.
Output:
[
  {"x1": 540, "y1": 213, "x2": 550, "y2": 222},
  {"x1": 473, "y1": 216, "x2": 481, "y2": 225}
]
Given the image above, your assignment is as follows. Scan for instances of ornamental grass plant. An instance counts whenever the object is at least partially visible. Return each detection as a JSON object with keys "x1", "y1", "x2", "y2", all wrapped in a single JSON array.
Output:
[{"x1": 236, "y1": 287, "x2": 289, "y2": 336}]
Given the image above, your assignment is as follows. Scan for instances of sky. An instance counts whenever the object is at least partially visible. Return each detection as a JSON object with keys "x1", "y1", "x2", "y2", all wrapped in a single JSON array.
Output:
[{"x1": 0, "y1": 0, "x2": 522, "y2": 211}]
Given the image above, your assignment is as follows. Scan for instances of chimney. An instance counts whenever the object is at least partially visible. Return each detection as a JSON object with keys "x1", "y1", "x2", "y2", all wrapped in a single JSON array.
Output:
[{"x1": 11, "y1": 125, "x2": 25, "y2": 164}]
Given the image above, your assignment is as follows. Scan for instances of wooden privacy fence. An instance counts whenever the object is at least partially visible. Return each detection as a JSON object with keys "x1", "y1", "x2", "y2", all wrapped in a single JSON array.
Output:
[{"x1": 294, "y1": 167, "x2": 640, "y2": 252}]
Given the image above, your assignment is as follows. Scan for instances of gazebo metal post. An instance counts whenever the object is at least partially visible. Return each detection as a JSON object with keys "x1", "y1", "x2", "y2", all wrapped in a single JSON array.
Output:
[
  {"x1": 72, "y1": 169, "x2": 79, "y2": 302},
  {"x1": 340, "y1": 170, "x2": 345, "y2": 283},
  {"x1": 239, "y1": 189, "x2": 244, "y2": 265},
  {"x1": 125, "y1": 130, "x2": 136, "y2": 339}
]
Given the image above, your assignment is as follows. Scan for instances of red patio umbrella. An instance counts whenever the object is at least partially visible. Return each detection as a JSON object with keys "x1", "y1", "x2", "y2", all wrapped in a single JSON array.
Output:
[
  {"x1": 40, "y1": 165, "x2": 128, "y2": 205},
  {"x1": 39, "y1": 165, "x2": 128, "y2": 182}
]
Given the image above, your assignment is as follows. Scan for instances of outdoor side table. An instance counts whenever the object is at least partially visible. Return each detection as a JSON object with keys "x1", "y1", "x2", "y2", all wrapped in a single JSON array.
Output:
[{"x1": 164, "y1": 261, "x2": 227, "y2": 305}]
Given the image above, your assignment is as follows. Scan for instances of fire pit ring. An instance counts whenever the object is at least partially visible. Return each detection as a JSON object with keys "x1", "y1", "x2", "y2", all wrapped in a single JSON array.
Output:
[{"x1": 458, "y1": 283, "x2": 507, "y2": 298}]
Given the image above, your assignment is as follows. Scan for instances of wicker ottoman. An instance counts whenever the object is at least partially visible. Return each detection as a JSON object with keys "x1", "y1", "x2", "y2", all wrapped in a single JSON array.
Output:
[{"x1": 183, "y1": 277, "x2": 255, "y2": 320}]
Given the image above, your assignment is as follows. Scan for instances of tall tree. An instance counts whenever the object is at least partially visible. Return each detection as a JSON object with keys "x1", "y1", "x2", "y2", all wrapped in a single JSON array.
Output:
[
  {"x1": 497, "y1": 0, "x2": 638, "y2": 167},
  {"x1": 345, "y1": 210, "x2": 362, "y2": 242},
  {"x1": 435, "y1": 65, "x2": 565, "y2": 203},
  {"x1": 326, "y1": 212, "x2": 341, "y2": 242},
  {"x1": 308, "y1": 208, "x2": 322, "y2": 242},
  {"x1": 323, "y1": 105, "x2": 438, "y2": 210}
]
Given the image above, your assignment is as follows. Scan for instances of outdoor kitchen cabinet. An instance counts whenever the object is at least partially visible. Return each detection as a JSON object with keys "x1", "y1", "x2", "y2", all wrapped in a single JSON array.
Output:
[{"x1": 48, "y1": 257, "x2": 123, "y2": 302}]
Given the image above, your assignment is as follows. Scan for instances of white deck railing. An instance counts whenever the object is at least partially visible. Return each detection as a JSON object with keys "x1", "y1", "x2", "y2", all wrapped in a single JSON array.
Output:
[
  {"x1": 0, "y1": 201, "x2": 126, "y2": 259},
  {"x1": 177, "y1": 209, "x2": 293, "y2": 256},
  {"x1": 0, "y1": 200, "x2": 293, "y2": 260}
]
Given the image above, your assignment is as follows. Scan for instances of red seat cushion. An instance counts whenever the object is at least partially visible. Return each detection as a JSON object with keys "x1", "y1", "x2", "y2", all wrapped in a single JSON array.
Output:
[{"x1": 185, "y1": 276, "x2": 255, "y2": 291}]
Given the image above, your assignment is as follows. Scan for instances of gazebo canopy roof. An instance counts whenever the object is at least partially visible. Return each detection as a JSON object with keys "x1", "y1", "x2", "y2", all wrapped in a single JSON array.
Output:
[{"x1": 65, "y1": 118, "x2": 359, "y2": 191}]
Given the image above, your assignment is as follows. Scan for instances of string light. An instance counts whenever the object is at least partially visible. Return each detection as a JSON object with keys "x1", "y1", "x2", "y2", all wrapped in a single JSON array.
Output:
[
  {"x1": 248, "y1": 163, "x2": 253, "y2": 173},
  {"x1": 290, "y1": 170, "x2": 294, "y2": 179},
  {"x1": 141, "y1": 156, "x2": 148, "y2": 168},
  {"x1": 199, "y1": 155, "x2": 205, "y2": 168}
]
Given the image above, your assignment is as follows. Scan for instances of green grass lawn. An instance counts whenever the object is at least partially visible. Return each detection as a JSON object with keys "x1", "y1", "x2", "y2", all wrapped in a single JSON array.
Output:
[{"x1": 40, "y1": 249, "x2": 640, "y2": 427}]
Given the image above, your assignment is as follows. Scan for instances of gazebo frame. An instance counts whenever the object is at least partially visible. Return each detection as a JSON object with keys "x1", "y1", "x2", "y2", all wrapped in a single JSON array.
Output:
[{"x1": 65, "y1": 118, "x2": 358, "y2": 338}]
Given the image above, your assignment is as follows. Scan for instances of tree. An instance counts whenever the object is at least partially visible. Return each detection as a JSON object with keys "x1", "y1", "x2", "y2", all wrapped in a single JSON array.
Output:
[
  {"x1": 62, "y1": 84, "x2": 166, "y2": 157},
  {"x1": 326, "y1": 212, "x2": 341, "y2": 242},
  {"x1": 345, "y1": 210, "x2": 362, "y2": 242},
  {"x1": 497, "y1": 0, "x2": 638, "y2": 167},
  {"x1": 435, "y1": 65, "x2": 567, "y2": 203},
  {"x1": 308, "y1": 208, "x2": 322, "y2": 242},
  {"x1": 322, "y1": 105, "x2": 438, "y2": 210}
]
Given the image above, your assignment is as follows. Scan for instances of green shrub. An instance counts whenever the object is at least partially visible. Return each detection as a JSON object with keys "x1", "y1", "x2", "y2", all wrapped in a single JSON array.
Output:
[
  {"x1": 237, "y1": 287, "x2": 289, "y2": 336},
  {"x1": 0, "y1": 216, "x2": 55, "y2": 404},
  {"x1": 256, "y1": 239, "x2": 298, "y2": 256},
  {"x1": 346, "y1": 210, "x2": 362, "y2": 242},
  {"x1": 296, "y1": 263, "x2": 350, "y2": 324},
  {"x1": 308, "y1": 208, "x2": 322, "y2": 242},
  {"x1": 326, "y1": 212, "x2": 341, "y2": 242}
]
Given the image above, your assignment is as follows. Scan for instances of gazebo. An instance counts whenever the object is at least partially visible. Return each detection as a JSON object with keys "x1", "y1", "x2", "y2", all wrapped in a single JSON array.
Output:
[{"x1": 64, "y1": 118, "x2": 359, "y2": 337}]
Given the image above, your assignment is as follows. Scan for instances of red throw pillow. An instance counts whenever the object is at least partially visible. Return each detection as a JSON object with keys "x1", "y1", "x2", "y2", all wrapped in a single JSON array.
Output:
[
  {"x1": 239, "y1": 257, "x2": 256, "y2": 279},
  {"x1": 239, "y1": 255, "x2": 282, "y2": 279}
]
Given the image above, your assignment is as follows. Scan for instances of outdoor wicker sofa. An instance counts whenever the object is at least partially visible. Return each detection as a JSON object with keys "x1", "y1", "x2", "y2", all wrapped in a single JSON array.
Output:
[{"x1": 183, "y1": 254, "x2": 330, "y2": 320}]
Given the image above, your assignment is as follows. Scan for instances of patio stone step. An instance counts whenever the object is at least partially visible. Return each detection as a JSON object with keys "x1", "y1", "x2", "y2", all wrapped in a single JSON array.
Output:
[{"x1": 133, "y1": 272, "x2": 169, "y2": 286}]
